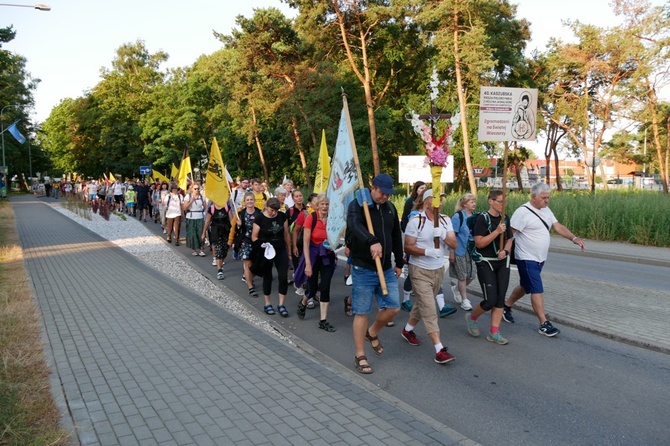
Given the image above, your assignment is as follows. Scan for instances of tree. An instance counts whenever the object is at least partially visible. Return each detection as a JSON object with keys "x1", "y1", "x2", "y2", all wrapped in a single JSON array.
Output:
[
  {"x1": 612, "y1": 0, "x2": 670, "y2": 193},
  {"x1": 0, "y1": 26, "x2": 40, "y2": 178},
  {"x1": 411, "y1": 0, "x2": 531, "y2": 195}
]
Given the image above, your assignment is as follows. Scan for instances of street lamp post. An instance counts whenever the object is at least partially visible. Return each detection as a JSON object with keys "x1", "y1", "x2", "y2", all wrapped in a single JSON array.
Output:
[{"x1": 0, "y1": 3, "x2": 51, "y2": 10}]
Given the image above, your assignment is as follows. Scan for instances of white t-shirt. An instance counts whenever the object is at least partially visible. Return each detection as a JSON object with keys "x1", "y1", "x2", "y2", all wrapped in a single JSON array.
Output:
[
  {"x1": 112, "y1": 183, "x2": 125, "y2": 195},
  {"x1": 510, "y1": 202, "x2": 557, "y2": 262},
  {"x1": 183, "y1": 194, "x2": 205, "y2": 220},
  {"x1": 404, "y1": 211, "x2": 453, "y2": 270},
  {"x1": 163, "y1": 193, "x2": 183, "y2": 218}
]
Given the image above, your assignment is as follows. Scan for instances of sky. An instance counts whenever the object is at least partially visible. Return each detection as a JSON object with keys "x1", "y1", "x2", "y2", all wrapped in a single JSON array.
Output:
[{"x1": 1, "y1": 0, "x2": 661, "y2": 127}]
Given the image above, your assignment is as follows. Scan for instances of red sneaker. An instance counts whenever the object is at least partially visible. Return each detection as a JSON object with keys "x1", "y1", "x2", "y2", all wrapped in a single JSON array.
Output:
[
  {"x1": 435, "y1": 347, "x2": 455, "y2": 364},
  {"x1": 401, "y1": 329, "x2": 420, "y2": 346}
]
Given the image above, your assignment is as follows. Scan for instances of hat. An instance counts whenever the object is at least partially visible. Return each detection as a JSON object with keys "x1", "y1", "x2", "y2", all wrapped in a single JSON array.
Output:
[
  {"x1": 140, "y1": 179, "x2": 145, "y2": 183},
  {"x1": 372, "y1": 174, "x2": 395, "y2": 194},
  {"x1": 422, "y1": 189, "x2": 434, "y2": 199},
  {"x1": 128, "y1": 186, "x2": 134, "y2": 190}
]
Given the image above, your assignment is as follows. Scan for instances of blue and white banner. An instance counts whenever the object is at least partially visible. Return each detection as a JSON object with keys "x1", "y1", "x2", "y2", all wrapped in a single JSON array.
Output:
[
  {"x1": 7, "y1": 121, "x2": 26, "y2": 145},
  {"x1": 326, "y1": 99, "x2": 359, "y2": 249}
]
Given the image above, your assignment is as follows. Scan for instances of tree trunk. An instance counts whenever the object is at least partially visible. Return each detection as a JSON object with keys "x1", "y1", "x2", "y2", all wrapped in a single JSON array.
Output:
[
  {"x1": 250, "y1": 107, "x2": 269, "y2": 183},
  {"x1": 291, "y1": 116, "x2": 313, "y2": 190},
  {"x1": 453, "y1": 5, "x2": 477, "y2": 195},
  {"x1": 552, "y1": 147, "x2": 563, "y2": 191},
  {"x1": 333, "y1": 1, "x2": 380, "y2": 176}
]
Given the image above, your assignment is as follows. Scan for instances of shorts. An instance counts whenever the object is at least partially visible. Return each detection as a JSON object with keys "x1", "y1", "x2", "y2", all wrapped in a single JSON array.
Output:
[
  {"x1": 449, "y1": 252, "x2": 476, "y2": 281},
  {"x1": 350, "y1": 265, "x2": 399, "y2": 315},
  {"x1": 114, "y1": 195, "x2": 123, "y2": 203},
  {"x1": 136, "y1": 202, "x2": 149, "y2": 211},
  {"x1": 89, "y1": 193, "x2": 97, "y2": 201},
  {"x1": 516, "y1": 259, "x2": 545, "y2": 295}
]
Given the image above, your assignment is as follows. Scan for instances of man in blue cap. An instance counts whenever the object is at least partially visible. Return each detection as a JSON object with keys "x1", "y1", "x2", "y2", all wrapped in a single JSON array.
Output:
[{"x1": 346, "y1": 174, "x2": 404, "y2": 374}]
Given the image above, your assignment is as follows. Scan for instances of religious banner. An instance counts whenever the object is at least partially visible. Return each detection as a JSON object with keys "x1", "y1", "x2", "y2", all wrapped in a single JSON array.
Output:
[
  {"x1": 326, "y1": 100, "x2": 359, "y2": 249},
  {"x1": 478, "y1": 87, "x2": 538, "y2": 142}
]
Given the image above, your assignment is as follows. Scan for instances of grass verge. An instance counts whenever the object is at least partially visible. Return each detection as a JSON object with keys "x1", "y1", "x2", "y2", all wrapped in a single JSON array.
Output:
[{"x1": 0, "y1": 201, "x2": 71, "y2": 445}]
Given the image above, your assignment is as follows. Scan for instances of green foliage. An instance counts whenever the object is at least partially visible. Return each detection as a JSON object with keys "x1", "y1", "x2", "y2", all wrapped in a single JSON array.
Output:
[{"x1": 399, "y1": 189, "x2": 670, "y2": 247}]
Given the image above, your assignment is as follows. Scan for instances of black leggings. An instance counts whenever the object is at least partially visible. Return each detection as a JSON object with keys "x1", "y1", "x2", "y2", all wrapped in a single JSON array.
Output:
[
  {"x1": 307, "y1": 254, "x2": 336, "y2": 303},
  {"x1": 476, "y1": 260, "x2": 510, "y2": 311},
  {"x1": 263, "y1": 246, "x2": 289, "y2": 296}
]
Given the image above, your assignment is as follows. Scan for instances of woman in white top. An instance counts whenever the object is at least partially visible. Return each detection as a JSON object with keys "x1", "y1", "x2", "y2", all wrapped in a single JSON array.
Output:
[
  {"x1": 163, "y1": 184, "x2": 183, "y2": 245},
  {"x1": 182, "y1": 183, "x2": 207, "y2": 256}
]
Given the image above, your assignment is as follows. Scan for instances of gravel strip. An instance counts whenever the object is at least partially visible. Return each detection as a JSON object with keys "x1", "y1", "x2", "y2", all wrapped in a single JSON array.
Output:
[{"x1": 52, "y1": 203, "x2": 292, "y2": 343}]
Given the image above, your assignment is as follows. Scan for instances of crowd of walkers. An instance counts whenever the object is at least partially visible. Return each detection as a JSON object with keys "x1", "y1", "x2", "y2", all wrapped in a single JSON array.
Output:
[{"x1": 54, "y1": 173, "x2": 585, "y2": 374}]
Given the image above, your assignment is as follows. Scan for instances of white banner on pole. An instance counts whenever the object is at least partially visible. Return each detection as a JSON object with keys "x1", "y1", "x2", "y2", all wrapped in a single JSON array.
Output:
[
  {"x1": 478, "y1": 87, "x2": 538, "y2": 142},
  {"x1": 398, "y1": 155, "x2": 454, "y2": 184}
]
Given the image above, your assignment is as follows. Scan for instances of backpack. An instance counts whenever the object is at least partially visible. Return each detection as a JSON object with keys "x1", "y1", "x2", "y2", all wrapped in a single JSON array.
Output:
[
  {"x1": 465, "y1": 212, "x2": 509, "y2": 262},
  {"x1": 465, "y1": 212, "x2": 488, "y2": 262}
]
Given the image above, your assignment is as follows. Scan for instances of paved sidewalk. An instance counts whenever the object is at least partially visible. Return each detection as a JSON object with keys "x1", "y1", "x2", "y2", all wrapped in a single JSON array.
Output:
[{"x1": 12, "y1": 196, "x2": 472, "y2": 445}]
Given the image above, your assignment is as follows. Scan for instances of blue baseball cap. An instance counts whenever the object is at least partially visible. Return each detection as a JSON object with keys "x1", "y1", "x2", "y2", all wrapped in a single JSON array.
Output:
[{"x1": 372, "y1": 174, "x2": 395, "y2": 195}]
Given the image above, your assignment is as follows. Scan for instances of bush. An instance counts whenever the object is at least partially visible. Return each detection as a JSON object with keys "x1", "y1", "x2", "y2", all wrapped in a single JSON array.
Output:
[{"x1": 392, "y1": 189, "x2": 670, "y2": 247}]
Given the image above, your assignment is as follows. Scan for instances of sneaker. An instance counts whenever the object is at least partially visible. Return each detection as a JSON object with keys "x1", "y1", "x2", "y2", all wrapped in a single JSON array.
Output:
[
  {"x1": 401, "y1": 329, "x2": 421, "y2": 346},
  {"x1": 199, "y1": 251, "x2": 206, "y2": 257},
  {"x1": 538, "y1": 321, "x2": 560, "y2": 337},
  {"x1": 191, "y1": 251, "x2": 198, "y2": 256},
  {"x1": 451, "y1": 284, "x2": 462, "y2": 304},
  {"x1": 465, "y1": 313, "x2": 479, "y2": 337},
  {"x1": 435, "y1": 347, "x2": 455, "y2": 364},
  {"x1": 386, "y1": 321, "x2": 395, "y2": 327},
  {"x1": 401, "y1": 300, "x2": 413, "y2": 312},
  {"x1": 461, "y1": 299, "x2": 473, "y2": 311},
  {"x1": 241, "y1": 275, "x2": 247, "y2": 283},
  {"x1": 345, "y1": 275, "x2": 352, "y2": 286},
  {"x1": 503, "y1": 305, "x2": 515, "y2": 323},
  {"x1": 486, "y1": 332, "x2": 509, "y2": 345},
  {"x1": 162, "y1": 228, "x2": 167, "y2": 234},
  {"x1": 212, "y1": 258, "x2": 217, "y2": 266},
  {"x1": 306, "y1": 299, "x2": 316, "y2": 309},
  {"x1": 439, "y1": 305, "x2": 457, "y2": 318},
  {"x1": 217, "y1": 270, "x2": 224, "y2": 280},
  {"x1": 295, "y1": 286, "x2": 305, "y2": 296},
  {"x1": 232, "y1": 250, "x2": 239, "y2": 260}
]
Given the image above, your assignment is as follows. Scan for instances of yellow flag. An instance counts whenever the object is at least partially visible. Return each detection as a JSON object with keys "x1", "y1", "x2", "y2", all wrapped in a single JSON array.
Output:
[
  {"x1": 153, "y1": 170, "x2": 170, "y2": 184},
  {"x1": 313, "y1": 129, "x2": 331, "y2": 193},
  {"x1": 205, "y1": 138, "x2": 230, "y2": 207},
  {"x1": 109, "y1": 172, "x2": 116, "y2": 182},
  {"x1": 177, "y1": 147, "x2": 192, "y2": 190},
  {"x1": 171, "y1": 163, "x2": 179, "y2": 181}
]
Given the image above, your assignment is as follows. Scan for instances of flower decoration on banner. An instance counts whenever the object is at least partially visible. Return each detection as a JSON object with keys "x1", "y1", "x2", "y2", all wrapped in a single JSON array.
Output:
[{"x1": 409, "y1": 113, "x2": 455, "y2": 168}]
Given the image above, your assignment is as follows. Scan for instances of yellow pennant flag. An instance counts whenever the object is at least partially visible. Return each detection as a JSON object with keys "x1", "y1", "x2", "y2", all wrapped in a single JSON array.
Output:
[
  {"x1": 205, "y1": 138, "x2": 230, "y2": 207},
  {"x1": 313, "y1": 129, "x2": 331, "y2": 193},
  {"x1": 177, "y1": 147, "x2": 192, "y2": 190},
  {"x1": 153, "y1": 170, "x2": 170, "y2": 184},
  {"x1": 171, "y1": 163, "x2": 179, "y2": 181},
  {"x1": 109, "y1": 172, "x2": 116, "y2": 182}
]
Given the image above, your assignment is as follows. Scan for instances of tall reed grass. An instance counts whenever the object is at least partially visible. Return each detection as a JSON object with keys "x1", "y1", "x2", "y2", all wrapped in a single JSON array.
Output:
[{"x1": 392, "y1": 189, "x2": 670, "y2": 247}]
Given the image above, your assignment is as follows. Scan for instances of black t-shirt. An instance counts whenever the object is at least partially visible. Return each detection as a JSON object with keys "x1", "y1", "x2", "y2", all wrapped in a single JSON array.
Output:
[
  {"x1": 473, "y1": 212, "x2": 512, "y2": 258},
  {"x1": 255, "y1": 212, "x2": 288, "y2": 245},
  {"x1": 134, "y1": 185, "x2": 150, "y2": 203}
]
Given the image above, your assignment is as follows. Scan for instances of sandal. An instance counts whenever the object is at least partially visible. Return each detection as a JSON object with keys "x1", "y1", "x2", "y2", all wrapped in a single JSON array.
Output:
[
  {"x1": 297, "y1": 302, "x2": 307, "y2": 320},
  {"x1": 263, "y1": 305, "x2": 275, "y2": 315},
  {"x1": 278, "y1": 305, "x2": 289, "y2": 318},
  {"x1": 354, "y1": 355, "x2": 373, "y2": 374},
  {"x1": 366, "y1": 330, "x2": 384, "y2": 355},
  {"x1": 248, "y1": 288, "x2": 258, "y2": 297},
  {"x1": 319, "y1": 320, "x2": 336, "y2": 332},
  {"x1": 344, "y1": 296, "x2": 353, "y2": 317}
]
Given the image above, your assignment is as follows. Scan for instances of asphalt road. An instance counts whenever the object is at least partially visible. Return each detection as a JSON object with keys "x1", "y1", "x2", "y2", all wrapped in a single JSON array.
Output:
[{"x1": 146, "y1": 219, "x2": 669, "y2": 446}]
